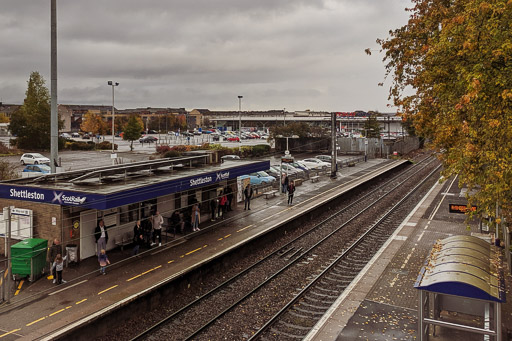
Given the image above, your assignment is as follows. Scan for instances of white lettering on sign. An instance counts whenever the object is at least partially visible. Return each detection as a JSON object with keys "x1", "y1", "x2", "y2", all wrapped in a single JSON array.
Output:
[
  {"x1": 52, "y1": 191, "x2": 87, "y2": 205},
  {"x1": 216, "y1": 171, "x2": 230, "y2": 181},
  {"x1": 9, "y1": 189, "x2": 45, "y2": 200},
  {"x1": 190, "y1": 176, "x2": 213, "y2": 187}
]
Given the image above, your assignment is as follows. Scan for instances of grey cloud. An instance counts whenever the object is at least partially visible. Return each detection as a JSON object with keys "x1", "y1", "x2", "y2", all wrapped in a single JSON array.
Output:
[{"x1": 0, "y1": 0, "x2": 412, "y2": 111}]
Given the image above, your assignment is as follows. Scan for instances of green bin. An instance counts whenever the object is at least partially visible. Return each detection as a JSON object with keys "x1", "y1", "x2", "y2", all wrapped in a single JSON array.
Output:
[{"x1": 11, "y1": 238, "x2": 48, "y2": 282}]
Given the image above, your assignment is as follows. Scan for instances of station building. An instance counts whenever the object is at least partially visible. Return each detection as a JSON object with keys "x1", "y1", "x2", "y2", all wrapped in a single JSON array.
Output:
[{"x1": 0, "y1": 153, "x2": 269, "y2": 260}]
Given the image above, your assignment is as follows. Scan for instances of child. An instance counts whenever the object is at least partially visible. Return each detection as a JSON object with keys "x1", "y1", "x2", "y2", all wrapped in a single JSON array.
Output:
[
  {"x1": 98, "y1": 249, "x2": 110, "y2": 275},
  {"x1": 51, "y1": 254, "x2": 67, "y2": 284}
]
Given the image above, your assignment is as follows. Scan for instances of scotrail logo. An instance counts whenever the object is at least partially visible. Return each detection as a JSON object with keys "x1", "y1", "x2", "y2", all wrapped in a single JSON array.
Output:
[
  {"x1": 216, "y1": 171, "x2": 230, "y2": 181},
  {"x1": 52, "y1": 191, "x2": 87, "y2": 205}
]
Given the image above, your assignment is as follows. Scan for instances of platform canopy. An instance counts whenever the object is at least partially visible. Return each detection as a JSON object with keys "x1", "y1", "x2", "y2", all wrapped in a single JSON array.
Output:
[{"x1": 415, "y1": 235, "x2": 506, "y2": 303}]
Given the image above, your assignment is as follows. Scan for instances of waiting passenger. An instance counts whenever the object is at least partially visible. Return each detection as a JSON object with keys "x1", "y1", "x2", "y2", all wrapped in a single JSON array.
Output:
[{"x1": 132, "y1": 221, "x2": 143, "y2": 255}]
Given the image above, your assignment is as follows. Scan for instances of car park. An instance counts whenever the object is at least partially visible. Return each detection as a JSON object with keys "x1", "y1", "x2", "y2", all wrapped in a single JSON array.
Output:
[
  {"x1": 22, "y1": 164, "x2": 51, "y2": 175},
  {"x1": 300, "y1": 158, "x2": 330, "y2": 170},
  {"x1": 139, "y1": 136, "x2": 158, "y2": 143},
  {"x1": 20, "y1": 153, "x2": 50, "y2": 165}
]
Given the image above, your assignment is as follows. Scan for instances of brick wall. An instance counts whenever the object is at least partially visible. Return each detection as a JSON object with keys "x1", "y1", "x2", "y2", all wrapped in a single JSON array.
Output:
[{"x1": 0, "y1": 199, "x2": 62, "y2": 255}]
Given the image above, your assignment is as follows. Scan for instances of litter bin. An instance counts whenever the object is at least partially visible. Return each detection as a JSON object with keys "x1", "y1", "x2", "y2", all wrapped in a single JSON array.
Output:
[
  {"x1": 66, "y1": 244, "x2": 79, "y2": 266},
  {"x1": 11, "y1": 238, "x2": 48, "y2": 282}
]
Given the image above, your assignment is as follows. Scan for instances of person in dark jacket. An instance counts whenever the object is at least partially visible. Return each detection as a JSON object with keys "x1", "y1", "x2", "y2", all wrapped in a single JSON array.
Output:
[
  {"x1": 94, "y1": 220, "x2": 108, "y2": 257},
  {"x1": 244, "y1": 184, "x2": 253, "y2": 210},
  {"x1": 210, "y1": 197, "x2": 217, "y2": 221},
  {"x1": 132, "y1": 220, "x2": 143, "y2": 255},
  {"x1": 287, "y1": 180, "x2": 296, "y2": 205},
  {"x1": 225, "y1": 186, "x2": 234, "y2": 211},
  {"x1": 49, "y1": 239, "x2": 62, "y2": 284}
]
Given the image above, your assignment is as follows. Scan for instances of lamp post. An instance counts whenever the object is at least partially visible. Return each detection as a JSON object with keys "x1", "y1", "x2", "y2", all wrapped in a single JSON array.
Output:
[
  {"x1": 107, "y1": 81, "x2": 119, "y2": 156},
  {"x1": 238, "y1": 95, "x2": 243, "y2": 142}
]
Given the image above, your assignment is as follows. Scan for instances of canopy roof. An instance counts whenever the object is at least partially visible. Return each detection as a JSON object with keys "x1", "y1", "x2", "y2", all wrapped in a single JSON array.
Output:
[{"x1": 414, "y1": 235, "x2": 505, "y2": 303}]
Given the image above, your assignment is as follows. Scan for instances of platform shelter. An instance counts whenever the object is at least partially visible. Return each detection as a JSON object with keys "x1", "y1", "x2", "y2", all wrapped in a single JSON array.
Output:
[{"x1": 415, "y1": 235, "x2": 506, "y2": 340}]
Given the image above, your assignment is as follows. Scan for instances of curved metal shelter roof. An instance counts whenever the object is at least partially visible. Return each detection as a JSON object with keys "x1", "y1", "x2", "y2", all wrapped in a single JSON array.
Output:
[{"x1": 415, "y1": 235, "x2": 506, "y2": 303}]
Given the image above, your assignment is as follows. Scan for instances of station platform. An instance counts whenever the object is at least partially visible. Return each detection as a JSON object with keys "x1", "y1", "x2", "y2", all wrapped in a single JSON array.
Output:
[
  {"x1": 6, "y1": 155, "x2": 509, "y2": 340},
  {"x1": 305, "y1": 174, "x2": 512, "y2": 340},
  {"x1": 0, "y1": 156, "x2": 403, "y2": 340}
]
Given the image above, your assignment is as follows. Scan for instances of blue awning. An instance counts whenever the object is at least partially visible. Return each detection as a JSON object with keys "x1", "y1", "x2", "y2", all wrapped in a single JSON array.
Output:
[{"x1": 414, "y1": 235, "x2": 506, "y2": 303}]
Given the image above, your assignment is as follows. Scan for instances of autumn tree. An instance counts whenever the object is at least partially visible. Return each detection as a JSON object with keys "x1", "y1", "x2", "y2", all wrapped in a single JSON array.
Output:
[
  {"x1": 0, "y1": 113, "x2": 9, "y2": 123},
  {"x1": 123, "y1": 114, "x2": 144, "y2": 151},
  {"x1": 9, "y1": 71, "x2": 62, "y2": 149},
  {"x1": 377, "y1": 0, "x2": 512, "y2": 223},
  {"x1": 80, "y1": 111, "x2": 108, "y2": 135}
]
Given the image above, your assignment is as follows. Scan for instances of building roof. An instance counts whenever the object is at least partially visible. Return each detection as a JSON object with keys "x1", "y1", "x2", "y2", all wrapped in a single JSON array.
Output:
[
  {"x1": 0, "y1": 155, "x2": 269, "y2": 210},
  {"x1": 414, "y1": 235, "x2": 506, "y2": 303}
]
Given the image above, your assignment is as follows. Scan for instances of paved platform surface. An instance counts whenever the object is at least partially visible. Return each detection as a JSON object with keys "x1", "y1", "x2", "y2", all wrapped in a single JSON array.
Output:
[
  {"x1": 306, "y1": 175, "x2": 512, "y2": 340},
  {"x1": 0, "y1": 157, "x2": 403, "y2": 340}
]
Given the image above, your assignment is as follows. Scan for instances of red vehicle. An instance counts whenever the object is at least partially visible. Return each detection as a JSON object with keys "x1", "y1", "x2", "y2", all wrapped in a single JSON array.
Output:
[{"x1": 227, "y1": 136, "x2": 240, "y2": 142}]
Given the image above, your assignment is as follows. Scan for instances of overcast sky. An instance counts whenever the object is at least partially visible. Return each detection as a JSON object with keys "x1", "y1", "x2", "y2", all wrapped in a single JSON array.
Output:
[{"x1": 0, "y1": 0, "x2": 412, "y2": 112}]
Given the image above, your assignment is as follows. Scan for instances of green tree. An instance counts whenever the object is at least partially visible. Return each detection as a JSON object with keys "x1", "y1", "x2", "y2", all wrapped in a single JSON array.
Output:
[
  {"x1": 9, "y1": 71, "x2": 62, "y2": 150},
  {"x1": 378, "y1": 0, "x2": 512, "y2": 222},
  {"x1": 123, "y1": 114, "x2": 144, "y2": 151},
  {"x1": 362, "y1": 114, "x2": 381, "y2": 138}
]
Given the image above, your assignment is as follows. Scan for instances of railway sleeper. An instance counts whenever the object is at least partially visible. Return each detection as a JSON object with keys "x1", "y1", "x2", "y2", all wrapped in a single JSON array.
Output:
[
  {"x1": 278, "y1": 320, "x2": 317, "y2": 331},
  {"x1": 269, "y1": 327, "x2": 305, "y2": 339},
  {"x1": 299, "y1": 300, "x2": 333, "y2": 311},
  {"x1": 289, "y1": 306, "x2": 326, "y2": 317},
  {"x1": 308, "y1": 289, "x2": 340, "y2": 300}
]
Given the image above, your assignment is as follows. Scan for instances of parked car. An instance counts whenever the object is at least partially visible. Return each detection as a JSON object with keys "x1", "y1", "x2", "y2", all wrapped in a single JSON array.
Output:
[
  {"x1": 221, "y1": 155, "x2": 241, "y2": 161},
  {"x1": 71, "y1": 132, "x2": 80, "y2": 138},
  {"x1": 227, "y1": 136, "x2": 240, "y2": 142},
  {"x1": 147, "y1": 130, "x2": 158, "y2": 134},
  {"x1": 290, "y1": 161, "x2": 311, "y2": 176},
  {"x1": 82, "y1": 133, "x2": 91, "y2": 139},
  {"x1": 301, "y1": 158, "x2": 330, "y2": 170},
  {"x1": 22, "y1": 164, "x2": 51, "y2": 174},
  {"x1": 139, "y1": 136, "x2": 158, "y2": 143},
  {"x1": 273, "y1": 164, "x2": 304, "y2": 178},
  {"x1": 316, "y1": 155, "x2": 343, "y2": 166},
  {"x1": 60, "y1": 133, "x2": 72, "y2": 140},
  {"x1": 266, "y1": 166, "x2": 281, "y2": 178},
  {"x1": 20, "y1": 153, "x2": 50, "y2": 165},
  {"x1": 240, "y1": 171, "x2": 276, "y2": 185}
]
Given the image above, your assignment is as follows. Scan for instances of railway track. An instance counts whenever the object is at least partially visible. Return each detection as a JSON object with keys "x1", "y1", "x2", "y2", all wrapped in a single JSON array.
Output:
[{"x1": 130, "y1": 155, "x2": 440, "y2": 341}]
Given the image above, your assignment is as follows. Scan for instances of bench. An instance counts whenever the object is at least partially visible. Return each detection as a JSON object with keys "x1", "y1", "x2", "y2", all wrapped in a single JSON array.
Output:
[
  {"x1": 310, "y1": 176, "x2": 320, "y2": 183},
  {"x1": 293, "y1": 178, "x2": 303, "y2": 186},
  {"x1": 115, "y1": 232, "x2": 132, "y2": 251},
  {"x1": 263, "y1": 190, "x2": 278, "y2": 199}
]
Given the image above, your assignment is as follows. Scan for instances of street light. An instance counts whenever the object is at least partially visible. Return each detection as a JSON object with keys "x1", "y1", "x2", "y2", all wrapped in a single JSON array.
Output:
[
  {"x1": 238, "y1": 95, "x2": 243, "y2": 142},
  {"x1": 107, "y1": 81, "x2": 119, "y2": 156}
]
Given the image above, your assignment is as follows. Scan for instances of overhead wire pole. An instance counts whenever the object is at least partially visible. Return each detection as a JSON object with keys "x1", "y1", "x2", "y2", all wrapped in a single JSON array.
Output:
[
  {"x1": 238, "y1": 96, "x2": 243, "y2": 142},
  {"x1": 331, "y1": 112, "x2": 337, "y2": 178},
  {"x1": 50, "y1": 0, "x2": 58, "y2": 173}
]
